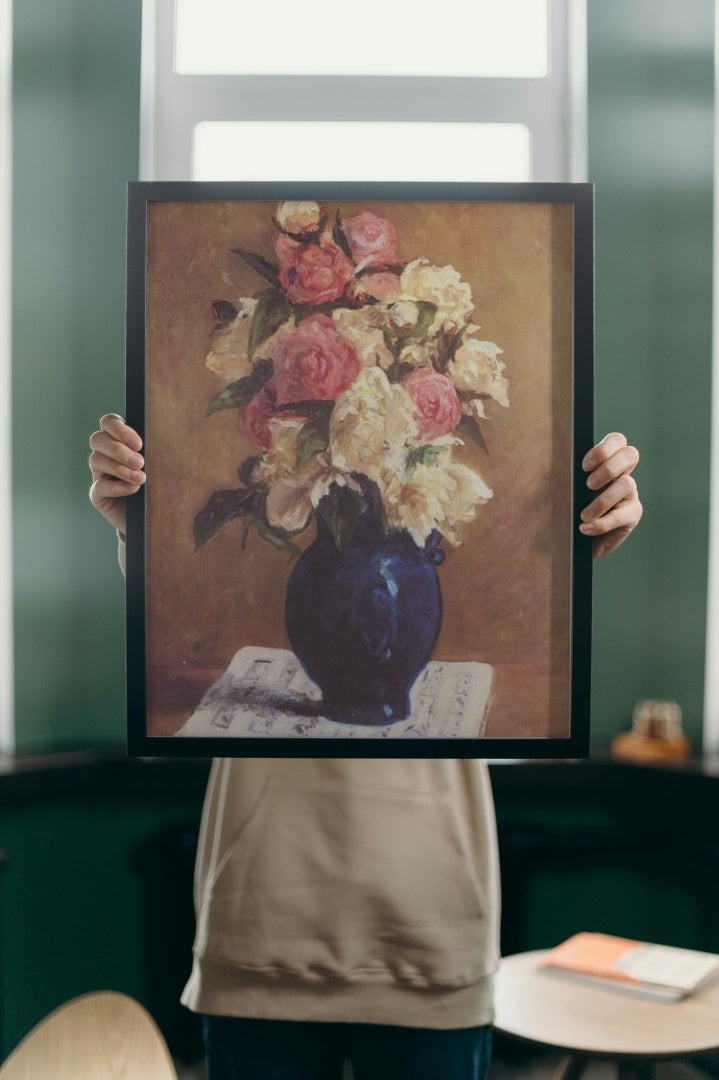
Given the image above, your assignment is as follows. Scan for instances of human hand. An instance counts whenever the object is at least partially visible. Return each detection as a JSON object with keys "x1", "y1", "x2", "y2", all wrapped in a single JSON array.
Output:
[
  {"x1": 580, "y1": 432, "x2": 642, "y2": 560},
  {"x1": 88, "y1": 414, "x2": 145, "y2": 536}
]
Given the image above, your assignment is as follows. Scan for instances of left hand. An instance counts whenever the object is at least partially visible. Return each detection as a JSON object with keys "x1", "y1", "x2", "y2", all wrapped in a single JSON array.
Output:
[{"x1": 580, "y1": 433, "x2": 643, "y2": 560}]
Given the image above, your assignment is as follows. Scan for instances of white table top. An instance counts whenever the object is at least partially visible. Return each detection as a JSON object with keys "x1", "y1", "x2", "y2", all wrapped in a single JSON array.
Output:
[{"x1": 494, "y1": 949, "x2": 719, "y2": 1058}]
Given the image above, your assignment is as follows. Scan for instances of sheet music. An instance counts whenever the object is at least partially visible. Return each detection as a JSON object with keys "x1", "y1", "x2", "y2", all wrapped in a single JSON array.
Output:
[{"x1": 175, "y1": 647, "x2": 493, "y2": 739}]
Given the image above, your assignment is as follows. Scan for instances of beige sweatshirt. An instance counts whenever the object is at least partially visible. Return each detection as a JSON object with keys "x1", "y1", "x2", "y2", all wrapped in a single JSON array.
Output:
[
  {"x1": 181, "y1": 756, "x2": 501, "y2": 1029},
  {"x1": 120, "y1": 535, "x2": 501, "y2": 1029}
]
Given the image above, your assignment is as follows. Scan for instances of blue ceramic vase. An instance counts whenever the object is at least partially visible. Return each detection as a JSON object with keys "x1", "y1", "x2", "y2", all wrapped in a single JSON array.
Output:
[{"x1": 285, "y1": 512, "x2": 443, "y2": 725}]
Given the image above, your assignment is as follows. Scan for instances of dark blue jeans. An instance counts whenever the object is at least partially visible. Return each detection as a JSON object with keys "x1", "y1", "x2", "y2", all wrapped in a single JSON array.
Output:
[{"x1": 203, "y1": 1015, "x2": 492, "y2": 1080}]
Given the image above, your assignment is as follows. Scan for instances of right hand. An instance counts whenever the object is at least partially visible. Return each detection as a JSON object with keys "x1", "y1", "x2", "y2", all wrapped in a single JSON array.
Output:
[{"x1": 88, "y1": 414, "x2": 145, "y2": 535}]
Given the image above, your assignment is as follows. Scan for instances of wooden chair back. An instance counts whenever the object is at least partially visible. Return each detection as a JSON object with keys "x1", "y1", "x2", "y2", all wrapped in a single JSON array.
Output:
[{"x1": 0, "y1": 991, "x2": 178, "y2": 1079}]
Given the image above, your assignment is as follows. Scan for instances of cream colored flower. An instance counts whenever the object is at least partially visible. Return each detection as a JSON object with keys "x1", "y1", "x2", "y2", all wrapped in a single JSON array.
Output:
[
  {"x1": 384, "y1": 462, "x2": 448, "y2": 547},
  {"x1": 266, "y1": 460, "x2": 359, "y2": 534},
  {"x1": 264, "y1": 473, "x2": 316, "y2": 534},
  {"x1": 399, "y1": 258, "x2": 474, "y2": 333},
  {"x1": 398, "y1": 342, "x2": 435, "y2": 368},
  {"x1": 275, "y1": 201, "x2": 324, "y2": 238},
  {"x1": 256, "y1": 418, "x2": 311, "y2": 532},
  {"x1": 257, "y1": 416, "x2": 354, "y2": 533},
  {"x1": 462, "y1": 398, "x2": 489, "y2": 423},
  {"x1": 389, "y1": 300, "x2": 421, "y2": 331},
  {"x1": 259, "y1": 416, "x2": 305, "y2": 472},
  {"x1": 331, "y1": 307, "x2": 394, "y2": 370},
  {"x1": 329, "y1": 368, "x2": 417, "y2": 485},
  {"x1": 385, "y1": 456, "x2": 492, "y2": 547},
  {"x1": 440, "y1": 462, "x2": 493, "y2": 545},
  {"x1": 448, "y1": 338, "x2": 509, "y2": 409},
  {"x1": 204, "y1": 298, "x2": 258, "y2": 380},
  {"x1": 308, "y1": 467, "x2": 361, "y2": 508}
]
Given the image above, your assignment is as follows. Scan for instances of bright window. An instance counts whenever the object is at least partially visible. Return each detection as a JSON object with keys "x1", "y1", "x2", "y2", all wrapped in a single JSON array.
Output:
[
  {"x1": 175, "y1": 0, "x2": 549, "y2": 78},
  {"x1": 193, "y1": 121, "x2": 532, "y2": 182},
  {"x1": 141, "y1": 0, "x2": 587, "y2": 183}
]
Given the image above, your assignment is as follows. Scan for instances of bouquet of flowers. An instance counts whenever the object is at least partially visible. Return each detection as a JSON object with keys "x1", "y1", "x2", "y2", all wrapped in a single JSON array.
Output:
[{"x1": 194, "y1": 201, "x2": 509, "y2": 555}]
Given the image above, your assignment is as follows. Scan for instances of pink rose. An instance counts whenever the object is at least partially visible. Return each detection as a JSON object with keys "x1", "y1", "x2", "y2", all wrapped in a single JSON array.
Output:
[
  {"x1": 272, "y1": 314, "x2": 360, "y2": 406},
  {"x1": 403, "y1": 367, "x2": 462, "y2": 440},
  {"x1": 278, "y1": 237, "x2": 355, "y2": 305},
  {"x1": 361, "y1": 271, "x2": 402, "y2": 301},
  {"x1": 274, "y1": 234, "x2": 300, "y2": 263},
  {"x1": 241, "y1": 384, "x2": 278, "y2": 448},
  {"x1": 344, "y1": 211, "x2": 398, "y2": 269}
]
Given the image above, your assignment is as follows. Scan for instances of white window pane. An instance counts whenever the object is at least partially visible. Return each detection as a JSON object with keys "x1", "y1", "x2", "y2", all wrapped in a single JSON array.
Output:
[
  {"x1": 176, "y1": 0, "x2": 548, "y2": 78},
  {"x1": 192, "y1": 121, "x2": 532, "y2": 182}
]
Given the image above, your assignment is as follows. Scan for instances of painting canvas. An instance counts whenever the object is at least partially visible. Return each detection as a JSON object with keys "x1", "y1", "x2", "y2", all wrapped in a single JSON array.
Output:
[{"x1": 126, "y1": 181, "x2": 593, "y2": 757}]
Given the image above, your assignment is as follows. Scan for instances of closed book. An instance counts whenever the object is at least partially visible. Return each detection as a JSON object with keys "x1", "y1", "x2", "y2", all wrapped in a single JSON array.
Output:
[{"x1": 540, "y1": 932, "x2": 719, "y2": 1002}]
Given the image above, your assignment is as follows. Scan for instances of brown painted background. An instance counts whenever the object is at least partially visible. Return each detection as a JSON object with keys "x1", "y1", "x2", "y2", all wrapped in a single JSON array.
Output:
[{"x1": 144, "y1": 200, "x2": 574, "y2": 739}]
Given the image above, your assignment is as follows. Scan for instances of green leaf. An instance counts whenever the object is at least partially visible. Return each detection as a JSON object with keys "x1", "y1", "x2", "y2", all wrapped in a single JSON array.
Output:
[
  {"x1": 406, "y1": 443, "x2": 445, "y2": 474},
  {"x1": 296, "y1": 413, "x2": 330, "y2": 470},
  {"x1": 318, "y1": 484, "x2": 366, "y2": 552},
  {"x1": 193, "y1": 488, "x2": 257, "y2": 548},
  {"x1": 231, "y1": 247, "x2": 281, "y2": 287},
  {"x1": 382, "y1": 301, "x2": 438, "y2": 344},
  {"x1": 248, "y1": 290, "x2": 291, "y2": 360},
  {"x1": 333, "y1": 210, "x2": 353, "y2": 260},
  {"x1": 413, "y1": 301, "x2": 438, "y2": 338},
  {"x1": 276, "y1": 398, "x2": 334, "y2": 419},
  {"x1": 458, "y1": 414, "x2": 489, "y2": 454},
  {"x1": 206, "y1": 358, "x2": 273, "y2": 416},
  {"x1": 253, "y1": 515, "x2": 301, "y2": 555}
]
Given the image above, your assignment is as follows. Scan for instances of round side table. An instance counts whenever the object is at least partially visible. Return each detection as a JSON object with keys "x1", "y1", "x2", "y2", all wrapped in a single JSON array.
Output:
[{"x1": 494, "y1": 949, "x2": 719, "y2": 1080}]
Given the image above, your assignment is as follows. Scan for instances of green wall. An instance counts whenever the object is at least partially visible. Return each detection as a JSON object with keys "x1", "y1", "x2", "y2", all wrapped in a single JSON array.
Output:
[
  {"x1": 587, "y1": 0, "x2": 714, "y2": 748},
  {"x1": 0, "y1": 785, "x2": 205, "y2": 1057},
  {"x1": 12, "y1": 0, "x2": 142, "y2": 752},
  {"x1": 10, "y1": 0, "x2": 715, "y2": 751}
]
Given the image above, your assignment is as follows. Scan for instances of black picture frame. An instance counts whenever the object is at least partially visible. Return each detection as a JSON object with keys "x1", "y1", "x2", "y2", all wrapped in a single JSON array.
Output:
[{"x1": 126, "y1": 180, "x2": 593, "y2": 758}]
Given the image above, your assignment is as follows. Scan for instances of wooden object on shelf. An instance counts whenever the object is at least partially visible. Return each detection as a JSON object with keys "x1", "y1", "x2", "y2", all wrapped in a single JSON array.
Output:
[{"x1": 611, "y1": 699, "x2": 691, "y2": 762}]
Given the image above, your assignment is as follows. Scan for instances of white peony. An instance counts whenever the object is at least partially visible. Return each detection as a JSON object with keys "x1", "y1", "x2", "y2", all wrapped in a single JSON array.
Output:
[
  {"x1": 257, "y1": 416, "x2": 360, "y2": 534},
  {"x1": 331, "y1": 307, "x2": 394, "y2": 370},
  {"x1": 329, "y1": 367, "x2": 417, "y2": 486},
  {"x1": 448, "y1": 338, "x2": 509, "y2": 411},
  {"x1": 398, "y1": 342, "x2": 435, "y2": 369},
  {"x1": 204, "y1": 298, "x2": 258, "y2": 381},
  {"x1": 383, "y1": 461, "x2": 449, "y2": 547},
  {"x1": 440, "y1": 462, "x2": 493, "y2": 545},
  {"x1": 274, "y1": 201, "x2": 324, "y2": 238},
  {"x1": 384, "y1": 456, "x2": 492, "y2": 547},
  {"x1": 388, "y1": 300, "x2": 421, "y2": 331},
  {"x1": 399, "y1": 258, "x2": 474, "y2": 334}
]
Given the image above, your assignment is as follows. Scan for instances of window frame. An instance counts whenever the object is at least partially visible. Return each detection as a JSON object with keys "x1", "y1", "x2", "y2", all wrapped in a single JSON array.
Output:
[
  {"x1": 703, "y1": 4, "x2": 719, "y2": 754},
  {"x1": 0, "y1": 0, "x2": 13, "y2": 752}
]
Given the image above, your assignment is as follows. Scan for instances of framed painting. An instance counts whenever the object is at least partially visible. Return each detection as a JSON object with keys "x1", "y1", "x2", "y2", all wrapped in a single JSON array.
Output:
[{"x1": 126, "y1": 181, "x2": 593, "y2": 758}]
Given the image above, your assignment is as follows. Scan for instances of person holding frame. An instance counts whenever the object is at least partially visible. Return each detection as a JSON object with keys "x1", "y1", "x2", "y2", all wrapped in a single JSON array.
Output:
[{"x1": 89, "y1": 417, "x2": 641, "y2": 1080}]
